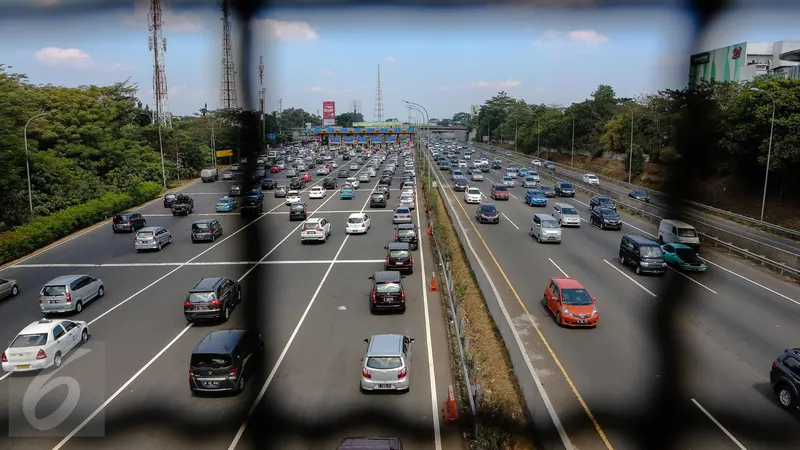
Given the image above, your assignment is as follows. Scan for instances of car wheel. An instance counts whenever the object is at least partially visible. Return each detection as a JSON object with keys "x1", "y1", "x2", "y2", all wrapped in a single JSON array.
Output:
[
  {"x1": 211, "y1": 234, "x2": 216, "y2": 242},
  {"x1": 236, "y1": 375, "x2": 246, "y2": 393},
  {"x1": 537, "y1": 234, "x2": 542, "y2": 243},
  {"x1": 620, "y1": 256, "x2": 626, "y2": 265},
  {"x1": 635, "y1": 265, "x2": 641, "y2": 275},
  {"x1": 11, "y1": 285, "x2": 19, "y2": 296},
  {"x1": 53, "y1": 351, "x2": 63, "y2": 369},
  {"x1": 777, "y1": 385, "x2": 796, "y2": 410},
  {"x1": 97, "y1": 286, "x2": 104, "y2": 298},
  {"x1": 81, "y1": 328, "x2": 89, "y2": 342},
  {"x1": 223, "y1": 305, "x2": 231, "y2": 321},
  {"x1": 600, "y1": 222, "x2": 605, "y2": 230},
  {"x1": 75, "y1": 301, "x2": 83, "y2": 313},
  {"x1": 157, "y1": 241, "x2": 162, "y2": 251},
  {"x1": 555, "y1": 312, "x2": 562, "y2": 326}
]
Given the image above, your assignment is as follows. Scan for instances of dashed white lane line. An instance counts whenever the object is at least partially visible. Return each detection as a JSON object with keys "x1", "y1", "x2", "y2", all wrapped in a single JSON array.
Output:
[
  {"x1": 691, "y1": 398, "x2": 748, "y2": 450},
  {"x1": 502, "y1": 213, "x2": 519, "y2": 230},
  {"x1": 601, "y1": 258, "x2": 658, "y2": 298},
  {"x1": 10, "y1": 260, "x2": 386, "y2": 268},
  {"x1": 548, "y1": 258, "x2": 569, "y2": 277}
]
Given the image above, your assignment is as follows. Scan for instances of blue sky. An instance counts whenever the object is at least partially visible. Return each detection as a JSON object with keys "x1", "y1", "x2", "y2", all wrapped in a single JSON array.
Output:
[{"x1": 2, "y1": 1, "x2": 799, "y2": 121}]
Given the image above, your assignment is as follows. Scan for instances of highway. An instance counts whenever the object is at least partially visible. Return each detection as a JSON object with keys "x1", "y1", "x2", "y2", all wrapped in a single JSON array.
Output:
[
  {"x1": 0, "y1": 153, "x2": 462, "y2": 449},
  {"x1": 424, "y1": 142, "x2": 800, "y2": 450},
  {"x1": 477, "y1": 143, "x2": 800, "y2": 256}
]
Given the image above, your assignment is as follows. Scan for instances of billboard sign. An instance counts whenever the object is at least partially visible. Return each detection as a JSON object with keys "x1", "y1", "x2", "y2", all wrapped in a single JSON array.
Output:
[
  {"x1": 322, "y1": 101, "x2": 336, "y2": 126},
  {"x1": 215, "y1": 149, "x2": 233, "y2": 157}
]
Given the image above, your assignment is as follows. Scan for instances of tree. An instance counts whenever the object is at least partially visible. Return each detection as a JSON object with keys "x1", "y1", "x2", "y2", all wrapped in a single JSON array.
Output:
[
  {"x1": 335, "y1": 112, "x2": 364, "y2": 127},
  {"x1": 452, "y1": 112, "x2": 471, "y2": 124}
]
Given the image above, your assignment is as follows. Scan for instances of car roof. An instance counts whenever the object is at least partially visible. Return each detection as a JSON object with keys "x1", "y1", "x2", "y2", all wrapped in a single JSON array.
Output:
[
  {"x1": 667, "y1": 242, "x2": 695, "y2": 250},
  {"x1": 20, "y1": 318, "x2": 65, "y2": 334},
  {"x1": 597, "y1": 207, "x2": 617, "y2": 214},
  {"x1": 388, "y1": 242, "x2": 410, "y2": 250},
  {"x1": 552, "y1": 277, "x2": 584, "y2": 289},
  {"x1": 373, "y1": 271, "x2": 402, "y2": 283},
  {"x1": 554, "y1": 202, "x2": 575, "y2": 209},
  {"x1": 189, "y1": 277, "x2": 225, "y2": 292},
  {"x1": 534, "y1": 213, "x2": 557, "y2": 220},
  {"x1": 625, "y1": 234, "x2": 659, "y2": 246},
  {"x1": 305, "y1": 217, "x2": 322, "y2": 223},
  {"x1": 397, "y1": 223, "x2": 416, "y2": 229},
  {"x1": 661, "y1": 219, "x2": 693, "y2": 228},
  {"x1": 193, "y1": 329, "x2": 246, "y2": 354},
  {"x1": 137, "y1": 226, "x2": 162, "y2": 232},
  {"x1": 193, "y1": 219, "x2": 214, "y2": 224},
  {"x1": 527, "y1": 189, "x2": 544, "y2": 195},
  {"x1": 348, "y1": 212, "x2": 366, "y2": 218},
  {"x1": 367, "y1": 334, "x2": 404, "y2": 356}
]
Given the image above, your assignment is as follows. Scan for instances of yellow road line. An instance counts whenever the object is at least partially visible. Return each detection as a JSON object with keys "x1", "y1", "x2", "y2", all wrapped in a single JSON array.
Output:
[{"x1": 435, "y1": 161, "x2": 614, "y2": 450}]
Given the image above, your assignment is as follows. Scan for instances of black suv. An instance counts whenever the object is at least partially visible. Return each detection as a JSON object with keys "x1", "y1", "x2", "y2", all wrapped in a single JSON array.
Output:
[
  {"x1": 384, "y1": 242, "x2": 413, "y2": 274},
  {"x1": 475, "y1": 203, "x2": 500, "y2": 224},
  {"x1": 555, "y1": 182, "x2": 575, "y2": 197},
  {"x1": 370, "y1": 193, "x2": 387, "y2": 208},
  {"x1": 379, "y1": 175, "x2": 392, "y2": 186},
  {"x1": 323, "y1": 177, "x2": 338, "y2": 189},
  {"x1": 395, "y1": 224, "x2": 419, "y2": 250},
  {"x1": 289, "y1": 202, "x2": 307, "y2": 221},
  {"x1": 240, "y1": 195, "x2": 263, "y2": 216},
  {"x1": 590, "y1": 195, "x2": 616, "y2": 211},
  {"x1": 770, "y1": 348, "x2": 800, "y2": 412},
  {"x1": 189, "y1": 329, "x2": 263, "y2": 395},
  {"x1": 171, "y1": 194, "x2": 194, "y2": 216},
  {"x1": 191, "y1": 219, "x2": 223, "y2": 243},
  {"x1": 289, "y1": 177, "x2": 305, "y2": 189},
  {"x1": 112, "y1": 213, "x2": 146, "y2": 233},
  {"x1": 453, "y1": 177, "x2": 468, "y2": 191},
  {"x1": 229, "y1": 185, "x2": 243, "y2": 196},
  {"x1": 163, "y1": 192, "x2": 179, "y2": 207},
  {"x1": 184, "y1": 277, "x2": 241, "y2": 323},
  {"x1": 628, "y1": 189, "x2": 650, "y2": 203},
  {"x1": 590, "y1": 207, "x2": 622, "y2": 230},
  {"x1": 619, "y1": 234, "x2": 666, "y2": 275},
  {"x1": 368, "y1": 271, "x2": 406, "y2": 313},
  {"x1": 492, "y1": 161, "x2": 502, "y2": 169}
]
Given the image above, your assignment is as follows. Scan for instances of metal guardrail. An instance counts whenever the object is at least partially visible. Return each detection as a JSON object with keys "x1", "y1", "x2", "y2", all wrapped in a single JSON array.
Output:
[
  {"x1": 476, "y1": 142, "x2": 800, "y2": 241},
  {"x1": 431, "y1": 141, "x2": 799, "y2": 278}
]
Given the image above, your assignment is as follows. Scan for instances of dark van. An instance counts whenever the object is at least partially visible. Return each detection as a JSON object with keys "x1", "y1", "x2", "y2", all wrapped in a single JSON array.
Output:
[
  {"x1": 337, "y1": 437, "x2": 404, "y2": 450},
  {"x1": 189, "y1": 329, "x2": 263, "y2": 395},
  {"x1": 619, "y1": 235, "x2": 667, "y2": 276}
]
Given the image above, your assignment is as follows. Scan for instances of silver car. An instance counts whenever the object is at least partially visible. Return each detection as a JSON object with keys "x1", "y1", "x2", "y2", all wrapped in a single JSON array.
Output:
[
  {"x1": 40, "y1": 275, "x2": 104, "y2": 314},
  {"x1": 393, "y1": 207, "x2": 412, "y2": 224},
  {"x1": 399, "y1": 194, "x2": 415, "y2": 210},
  {"x1": 552, "y1": 203, "x2": 581, "y2": 227},
  {"x1": 360, "y1": 334, "x2": 414, "y2": 392},
  {"x1": 471, "y1": 170, "x2": 484, "y2": 181},
  {"x1": 0, "y1": 278, "x2": 20, "y2": 300},
  {"x1": 134, "y1": 226, "x2": 172, "y2": 252},
  {"x1": 358, "y1": 173, "x2": 370, "y2": 183}
]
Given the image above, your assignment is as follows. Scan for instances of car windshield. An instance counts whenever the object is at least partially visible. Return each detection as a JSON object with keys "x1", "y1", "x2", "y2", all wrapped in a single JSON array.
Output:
[
  {"x1": 561, "y1": 288, "x2": 594, "y2": 306},
  {"x1": 494, "y1": 185, "x2": 507, "y2": 191},
  {"x1": 640, "y1": 246, "x2": 664, "y2": 258},
  {"x1": 599, "y1": 198, "x2": 613, "y2": 205},
  {"x1": 633, "y1": 190, "x2": 647, "y2": 196},
  {"x1": 525, "y1": 177, "x2": 535, "y2": 182},
  {"x1": 192, "y1": 223, "x2": 210, "y2": 230},
  {"x1": 586, "y1": 174, "x2": 598, "y2": 179},
  {"x1": 562, "y1": 207, "x2": 578, "y2": 215},
  {"x1": 366, "y1": 356, "x2": 403, "y2": 370},
  {"x1": 137, "y1": 231, "x2": 154, "y2": 238},
  {"x1": 190, "y1": 354, "x2": 232, "y2": 369},
  {"x1": 677, "y1": 228, "x2": 697, "y2": 237},
  {"x1": 602, "y1": 210, "x2": 618, "y2": 218},
  {"x1": 542, "y1": 219, "x2": 560, "y2": 228},
  {"x1": 376, "y1": 282, "x2": 401, "y2": 293},
  {"x1": 347, "y1": 217, "x2": 363, "y2": 224},
  {"x1": 560, "y1": 183, "x2": 573, "y2": 189},
  {"x1": 675, "y1": 248, "x2": 698, "y2": 260},
  {"x1": 481, "y1": 205, "x2": 497, "y2": 214},
  {"x1": 468, "y1": 189, "x2": 480, "y2": 195},
  {"x1": 11, "y1": 333, "x2": 48, "y2": 348},
  {"x1": 531, "y1": 191, "x2": 543, "y2": 197}
]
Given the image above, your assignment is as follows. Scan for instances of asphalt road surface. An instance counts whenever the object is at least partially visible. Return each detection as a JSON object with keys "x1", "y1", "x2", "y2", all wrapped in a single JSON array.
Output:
[
  {"x1": 478, "y1": 143, "x2": 800, "y2": 256},
  {"x1": 425, "y1": 144, "x2": 800, "y2": 450},
  {"x1": 0, "y1": 153, "x2": 462, "y2": 450}
]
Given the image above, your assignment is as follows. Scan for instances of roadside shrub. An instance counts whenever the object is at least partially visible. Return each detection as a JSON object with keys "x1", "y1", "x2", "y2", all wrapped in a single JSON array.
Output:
[{"x1": 0, "y1": 182, "x2": 163, "y2": 264}]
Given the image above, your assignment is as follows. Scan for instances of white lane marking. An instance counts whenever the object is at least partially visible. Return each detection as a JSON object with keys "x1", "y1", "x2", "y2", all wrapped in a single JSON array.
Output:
[
  {"x1": 52, "y1": 324, "x2": 195, "y2": 450},
  {"x1": 10, "y1": 260, "x2": 386, "y2": 268},
  {"x1": 671, "y1": 269, "x2": 718, "y2": 294},
  {"x1": 700, "y1": 257, "x2": 799, "y2": 306},
  {"x1": 414, "y1": 175, "x2": 443, "y2": 450},
  {"x1": 548, "y1": 258, "x2": 569, "y2": 277},
  {"x1": 427, "y1": 152, "x2": 574, "y2": 449},
  {"x1": 1, "y1": 180, "x2": 200, "y2": 271},
  {"x1": 601, "y1": 259, "x2": 658, "y2": 297},
  {"x1": 501, "y1": 213, "x2": 519, "y2": 230},
  {"x1": 691, "y1": 398, "x2": 748, "y2": 450},
  {"x1": 228, "y1": 172, "x2": 378, "y2": 449}
]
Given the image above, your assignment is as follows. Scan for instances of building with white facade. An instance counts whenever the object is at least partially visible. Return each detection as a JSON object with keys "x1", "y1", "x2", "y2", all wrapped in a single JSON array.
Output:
[{"x1": 689, "y1": 40, "x2": 800, "y2": 85}]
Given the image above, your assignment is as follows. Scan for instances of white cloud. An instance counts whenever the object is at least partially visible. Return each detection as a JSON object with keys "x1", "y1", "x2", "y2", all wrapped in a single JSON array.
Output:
[
  {"x1": 35, "y1": 47, "x2": 93, "y2": 69},
  {"x1": 255, "y1": 18, "x2": 319, "y2": 42},
  {"x1": 127, "y1": 0, "x2": 204, "y2": 33},
  {"x1": 385, "y1": 56, "x2": 396, "y2": 63},
  {"x1": 439, "y1": 79, "x2": 522, "y2": 91},
  {"x1": 533, "y1": 29, "x2": 609, "y2": 47},
  {"x1": 321, "y1": 70, "x2": 335, "y2": 77}
]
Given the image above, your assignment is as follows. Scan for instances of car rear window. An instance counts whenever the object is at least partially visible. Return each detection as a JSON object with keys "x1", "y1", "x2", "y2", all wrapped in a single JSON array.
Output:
[
  {"x1": 11, "y1": 333, "x2": 48, "y2": 348},
  {"x1": 366, "y1": 356, "x2": 403, "y2": 370},
  {"x1": 190, "y1": 354, "x2": 232, "y2": 369},
  {"x1": 113, "y1": 215, "x2": 130, "y2": 222},
  {"x1": 398, "y1": 229, "x2": 415, "y2": 236},
  {"x1": 390, "y1": 250, "x2": 410, "y2": 259},
  {"x1": 188, "y1": 292, "x2": 215, "y2": 303},
  {"x1": 376, "y1": 282, "x2": 401, "y2": 293},
  {"x1": 560, "y1": 183, "x2": 573, "y2": 189},
  {"x1": 192, "y1": 223, "x2": 210, "y2": 230},
  {"x1": 42, "y1": 285, "x2": 67, "y2": 296},
  {"x1": 347, "y1": 217, "x2": 363, "y2": 224},
  {"x1": 481, "y1": 205, "x2": 497, "y2": 213},
  {"x1": 137, "y1": 231, "x2": 154, "y2": 238}
]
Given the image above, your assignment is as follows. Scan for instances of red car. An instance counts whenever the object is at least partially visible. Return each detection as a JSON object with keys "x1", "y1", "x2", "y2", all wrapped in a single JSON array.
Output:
[
  {"x1": 542, "y1": 277, "x2": 598, "y2": 328},
  {"x1": 299, "y1": 172, "x2": 311, "y2": 182},
  {"x1": 490, "y1": 183, "x2": 510, "y2": 201},
  {"x1": 270, "y1": 166, "x2": 281, "y2": 173}
]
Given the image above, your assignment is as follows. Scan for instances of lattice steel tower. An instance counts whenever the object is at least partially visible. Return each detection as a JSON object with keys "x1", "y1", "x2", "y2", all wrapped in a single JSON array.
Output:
[
  {"x1": 348, "y1": 100, "x2": 362, "y2": 117},
  {"x1": 373, "y1": 64, "x2": 384, "y2": 122},
  {"x1": 147, "y1": 0, "x2": 171, "y2": 127},
  {"x1": 219, "y1": 0, "x2": 238, "y2": 109}
]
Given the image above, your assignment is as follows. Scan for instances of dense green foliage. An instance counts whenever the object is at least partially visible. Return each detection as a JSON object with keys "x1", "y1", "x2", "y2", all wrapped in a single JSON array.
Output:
[
  {"x1": 0, "y1": 65, "x2": 246, "y2": 230},
  {"x1": 0, "y1": 182, "x2": 162, "y2": 265},
  {"x1": 456, "y1": 77, "x2": 800, "y2": 193}
]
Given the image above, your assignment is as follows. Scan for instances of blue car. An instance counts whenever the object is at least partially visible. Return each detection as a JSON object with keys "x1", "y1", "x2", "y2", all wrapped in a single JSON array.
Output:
[
  {"x1": 525, "y1": 189, "x2": 547, "y2": 207},
  {"x1": 340, "y1": 187, "x2": 355, "y2": 199},
  {"x1": 247, "y1": 189, "x2": 264, "y2": 201},
  {"x1": 519, "y1": 168, "x2": 529, "y2": 177},
  {"x1": 215, "y1": 196, "x2": 238, "y2": 212}
]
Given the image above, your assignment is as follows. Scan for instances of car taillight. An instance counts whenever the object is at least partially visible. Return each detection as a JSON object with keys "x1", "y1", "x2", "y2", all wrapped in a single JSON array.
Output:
[
  {"x1": 229, "y1": 368, "x2": 238, "y2": 378},
  {"x1": 385, "y1": 257, "x2": 390, "y2": 265},
  {"x1": 772, "y1": 361, "x2": 777, "y2": 368},
  {"x1": 371, "y1": 290, "x2": 376, "y2": 302},
  {"x1": 1, "y1": 352, "x2": 6, "y2": 362},
  {"x1": 398, "y1": 367, "x2": 407, "y2": 379},
  {"x1": 362, "y1": 368, "x2": 371, "y2": 379},
  {"x1": 316, "y1": 227, "x2": 323, "y2": 232},
  {"x1": 301, "y1": 225, "x2": 307, "y2": 231},
  {"x1": 209, "y1": 300, "x2": 222, "y2": 307},
  {"x1": 39, "y1": 296, "x2": 42, "y2": 304},
  {"x1": 401, "y1": 289, "x2": 405, "y2": 302},
  {"x1": 36, "y1": 349, "x2": 46, "y2": 360},
  {"x1": 65, "y1": 292, "x2": 71, "y2": 303},
  {"x1": 189, "y1": 370, "x2": 193, "y2": 377},
  {"x1": 409, "y1": 255, "x2": 413, "y2": 265},
  {"x1": 394, "y1": 215, "x2": 398, "y2": 219},
  {"x1": 183, "y1": 301, "x2": 193, "y2": 307}
]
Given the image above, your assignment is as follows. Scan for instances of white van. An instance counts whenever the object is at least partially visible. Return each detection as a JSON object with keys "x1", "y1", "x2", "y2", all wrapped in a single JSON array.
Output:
[
  {"x1": 530, "y1": 213, "x2": 562, "y2": 244},
  {"x1": 658, "y1": 219, "x2": 700, "y2": 250},
  {"x1": 200, "y1": 168, "x2": 218, "y2": 182}
]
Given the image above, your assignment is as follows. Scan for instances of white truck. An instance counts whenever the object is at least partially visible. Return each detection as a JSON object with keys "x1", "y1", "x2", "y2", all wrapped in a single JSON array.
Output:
[{"x1": 200, "y1": 168, "x2": 219, "y2": 182}]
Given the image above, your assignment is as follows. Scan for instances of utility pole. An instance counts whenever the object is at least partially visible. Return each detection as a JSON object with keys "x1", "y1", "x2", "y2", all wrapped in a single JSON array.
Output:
[{"x1": 278, "y1": 99, "x2": 283, "y2": 134}]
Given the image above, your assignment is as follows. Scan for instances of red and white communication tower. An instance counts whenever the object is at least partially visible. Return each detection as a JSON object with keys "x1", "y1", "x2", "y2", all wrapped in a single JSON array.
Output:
[
  {"x1": 148, "y1": 0, "x2": 171, "y2": 127},
  {"x1": 219, "y1": 0, "x2": 238, "y2": 110}
]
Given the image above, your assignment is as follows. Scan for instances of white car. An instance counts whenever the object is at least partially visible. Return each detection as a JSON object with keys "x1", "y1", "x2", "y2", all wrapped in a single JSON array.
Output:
[
  {"x1": 502, "y1": 176, "x2": 515, "y2": 187},
  {"x1": 316, "y1": 167, "x2": 329, "y2": 176},
  {"x1": 330, "y1": 161, "x2": 339, "y2": 168},
  {"x1": 308, "y1": 186, "x2": 326, "y2": 199},
  {"x1": 285, "y1": 191, "x2": 301, "y2": 205},
  {"x1": 2, "y1": 318, "x2": 90, "y2": 373},
  {"x1": 350, "y1": 164, "x2": 359, "y2": 171},
  {"x1": 583, "y1": 173, "x2": 600, "y2": 185},
  {"x1": 399, "y1": 194, "x2": 415, "y2": 210},
  {"x1": 464, "y1": 187, "x2": 482, "y2": 204},
  {"x1": 532, "y1": 159, "x2": 542, "y2": 166},
  {"x1": 346, "y1": 177, "x2": 359, "y2": 189},
  {"x1": 471, "y1": 170, "x2": 484, "y2": 181},
  {"x1": 358, "y1": 173, "x2": 370, "y2": 183},
  {"x1": 300, "y1": 217, "x2": 331, "y2": 243},
  {"x1": 345, "y1": 213, "x2": 371, "y2": 234},
  {"x1": 401, "y1": 187, "x2": 415, "y2": 198},
  {"x1": 222, "y1": 171, "x2": 233, "y2": 180}
]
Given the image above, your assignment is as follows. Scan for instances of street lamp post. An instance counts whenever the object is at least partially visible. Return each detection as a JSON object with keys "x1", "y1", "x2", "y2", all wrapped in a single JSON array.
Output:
[
  {"x1": 750, "y1": 87, "x2": 776, "y2": 222},
  {"x1": 140, "y1": 111, "x2": 168, "y2": 188},
  {"x1": 403, "y1": 100, "x2": 429, "y2": 146},
  {"x1": 24, "y1": 110, "x2": 52, "y2": 215}
]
